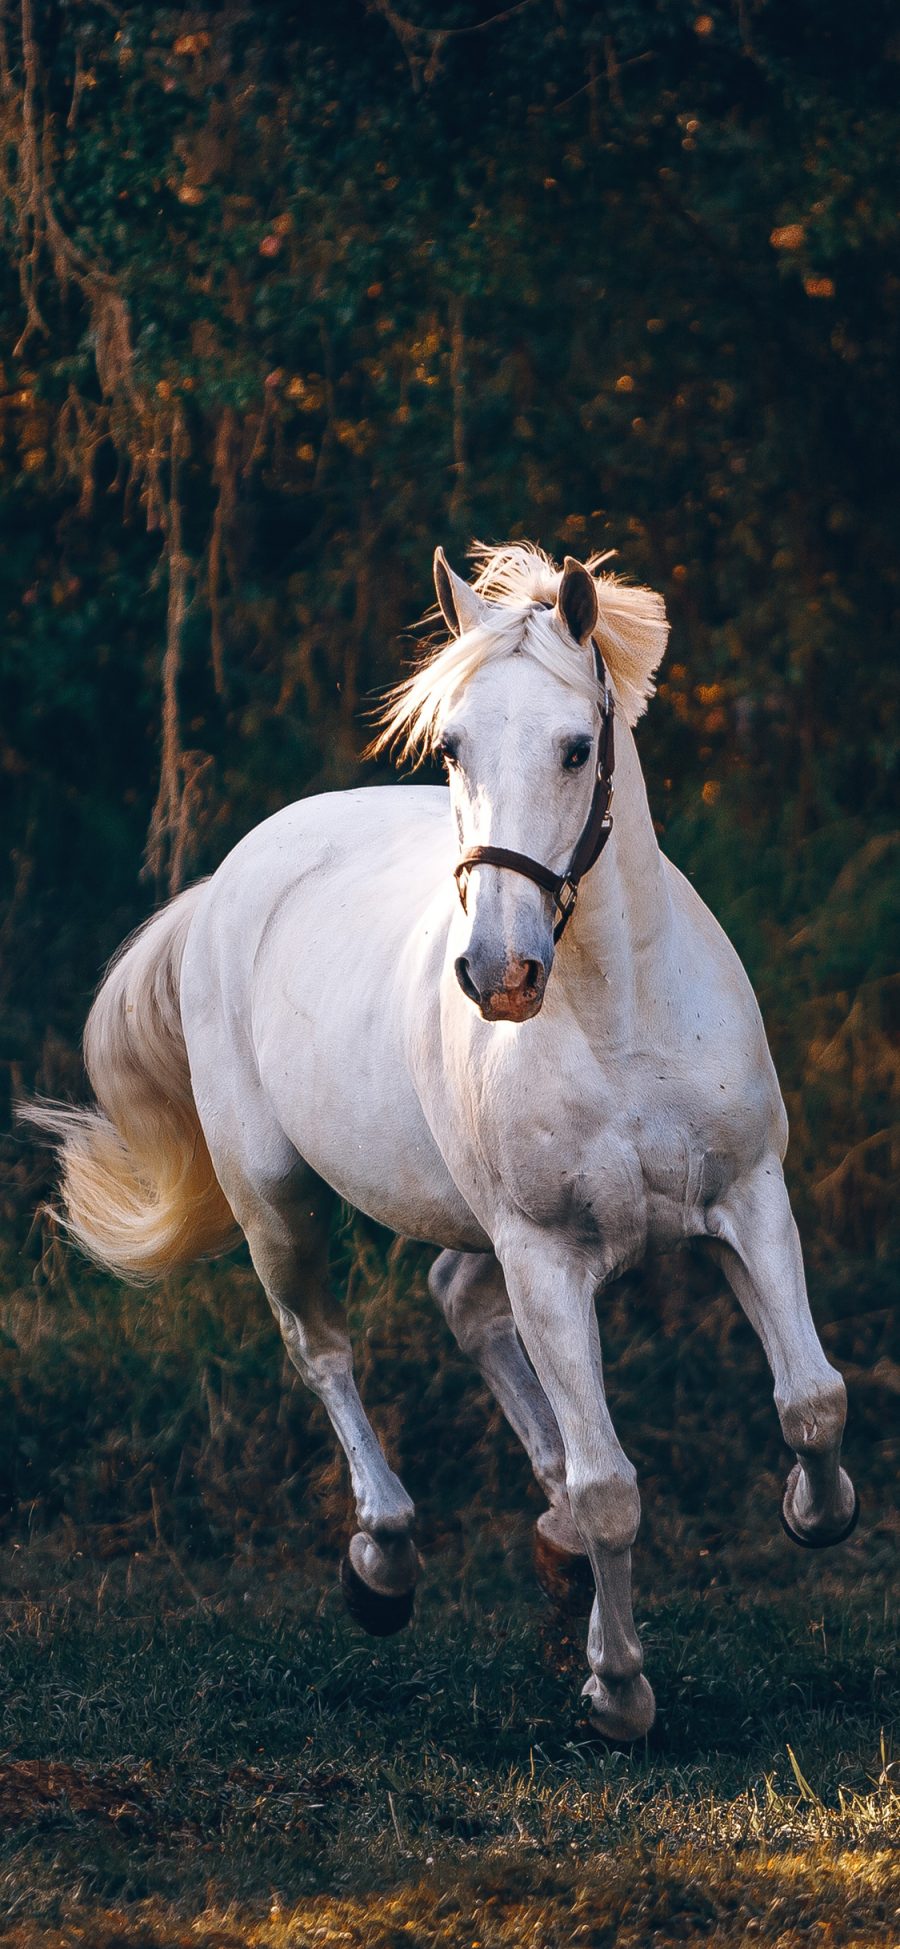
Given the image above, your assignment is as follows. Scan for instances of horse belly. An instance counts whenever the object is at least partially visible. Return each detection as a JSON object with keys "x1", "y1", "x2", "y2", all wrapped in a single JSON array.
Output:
[
  {"x1": 251, "y1": 919, "x2": 488, "y2": 1251},
  {"x1": 278, "y1": 1082, "x2": 488, "y2": 1249}
]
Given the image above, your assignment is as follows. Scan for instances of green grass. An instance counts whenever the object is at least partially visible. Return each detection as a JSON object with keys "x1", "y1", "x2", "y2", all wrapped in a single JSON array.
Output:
[
  {"x1": 0, "y1": 1542, "x2": 895, "y2": 1946},
  {"x1": 1, "y1": 1154, "x2": 897, "y2": 1944}
]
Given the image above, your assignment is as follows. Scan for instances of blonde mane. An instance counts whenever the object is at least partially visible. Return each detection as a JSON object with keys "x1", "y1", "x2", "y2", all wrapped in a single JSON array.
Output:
[{"x1": 369, "y1": 541, "x2": 669, "y2": 761}]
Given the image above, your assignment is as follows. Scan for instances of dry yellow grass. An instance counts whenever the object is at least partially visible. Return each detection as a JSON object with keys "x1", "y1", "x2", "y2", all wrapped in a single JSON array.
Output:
[{"x1": 2, "y1": 1834, "x2": 898, "y2": 1949}]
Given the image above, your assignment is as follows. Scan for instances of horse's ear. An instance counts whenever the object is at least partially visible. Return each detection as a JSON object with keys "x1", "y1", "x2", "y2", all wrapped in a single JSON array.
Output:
[
  {"x1": 555, "y1": 556, "x2": 599, "y2": 646},
  {"x1": 434, "y1": 547, "x2": 489, "y2": 637}
]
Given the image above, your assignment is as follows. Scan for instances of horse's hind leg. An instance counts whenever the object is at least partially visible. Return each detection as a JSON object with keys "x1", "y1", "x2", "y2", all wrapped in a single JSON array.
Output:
[
  {"x1": 708, "y1": 1158, "x2": 858, "y2": 1548},
  {"x1": 429, "y1": 1250, "x2": 591, "y2": 1610},
  {"x1": 236, "y1": 1165, "x2": 418, "y2": 1632}
]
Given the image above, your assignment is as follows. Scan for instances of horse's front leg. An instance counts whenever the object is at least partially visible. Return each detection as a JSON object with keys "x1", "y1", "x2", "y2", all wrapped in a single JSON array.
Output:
[
  {"x1": 239, "y1": 1173, "x2": 419, "y2": 1634},
  {"x1": 428, "y1": 1250, "x2": 590, "y2": 1605},
  {"x1": 495, "y1": 1221, "x2": 654, "y2": 1741},
  {"x1": 708, "y1": 1157, "x2": 858, "y2": 1547}
]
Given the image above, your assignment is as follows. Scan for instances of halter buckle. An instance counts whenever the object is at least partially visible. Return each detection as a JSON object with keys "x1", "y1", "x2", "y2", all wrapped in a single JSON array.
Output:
[{"x1": 555, "y1": 877, "x2": 578, "y2": 922}]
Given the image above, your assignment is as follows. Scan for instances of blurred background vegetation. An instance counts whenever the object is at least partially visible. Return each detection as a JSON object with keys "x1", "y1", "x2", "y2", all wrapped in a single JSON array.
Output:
[{"x1": 0, "y1": 0, "x2": 896, "y2": 1575}]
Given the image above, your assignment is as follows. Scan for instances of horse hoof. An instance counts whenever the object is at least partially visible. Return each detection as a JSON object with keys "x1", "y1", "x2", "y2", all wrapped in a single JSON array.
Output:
[
  {"x1": 583, "y1": 1672, "x2": 656, "y2": 1743},
  {"x1": 534, "y1": 1521, "x2": 594, "y2": 1613},
  {"x1": 780, "y1": 1464, "x2": 860, "y2": 1550},
  {"x1": 340, "y1": 1555, "x2": 415, "y2": 1636}
]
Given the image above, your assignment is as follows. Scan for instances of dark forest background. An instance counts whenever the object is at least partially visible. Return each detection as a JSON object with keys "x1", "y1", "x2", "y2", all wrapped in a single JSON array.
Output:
[{"x1": 0, "y1": 0, "x2": 897, "y2": 1572}]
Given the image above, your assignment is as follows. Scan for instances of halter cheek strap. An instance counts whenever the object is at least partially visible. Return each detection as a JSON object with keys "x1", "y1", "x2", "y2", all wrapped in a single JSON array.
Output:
[{"x1": 453, "y1": 650, "x2": 615, "y2": 942}]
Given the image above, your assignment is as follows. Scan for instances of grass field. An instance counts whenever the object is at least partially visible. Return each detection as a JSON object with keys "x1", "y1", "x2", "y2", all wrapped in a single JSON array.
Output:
[
  {"x1": 0, "y1": 1221, "x2": 897, "y2": 1943},
  {"x1": 0, "y1": 1527, "x2": 896, "y2": 1948}
]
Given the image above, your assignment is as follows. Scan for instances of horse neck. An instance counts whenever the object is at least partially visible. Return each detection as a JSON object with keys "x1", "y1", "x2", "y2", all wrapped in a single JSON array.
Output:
[{"x1": 562, "y1": 711, "x2": 670, "y2": 1032}]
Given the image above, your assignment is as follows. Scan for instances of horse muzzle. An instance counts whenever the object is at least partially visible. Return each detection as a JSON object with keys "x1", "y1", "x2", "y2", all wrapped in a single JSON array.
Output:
[{"x1": 454, "y1": 951, "x2": 548, "y2": 1023}]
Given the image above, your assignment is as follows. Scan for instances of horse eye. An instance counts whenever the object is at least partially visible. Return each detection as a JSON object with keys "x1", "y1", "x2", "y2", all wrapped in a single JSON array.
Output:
[
  {"x1": 437, "y1": 736, "x2": 459, "y2": 767},
  {"x1": 562, "y1": 740, "x2": 592, "y2": 772}
]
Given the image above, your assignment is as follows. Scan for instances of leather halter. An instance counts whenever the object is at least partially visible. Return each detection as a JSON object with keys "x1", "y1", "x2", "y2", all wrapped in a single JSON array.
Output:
[{"x1": 453, "y1": 644, "x2": 615, "y2": 942}]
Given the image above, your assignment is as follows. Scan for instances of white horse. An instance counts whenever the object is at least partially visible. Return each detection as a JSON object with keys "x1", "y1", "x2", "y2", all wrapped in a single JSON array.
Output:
[{"x1": 30, "y1": 542, "x2": 858, "y2": 1742}]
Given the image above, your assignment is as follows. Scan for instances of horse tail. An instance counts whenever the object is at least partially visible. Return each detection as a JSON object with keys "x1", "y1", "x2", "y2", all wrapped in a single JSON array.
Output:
[{"x1": 22, "y1": 885, "x2": 237, "y2": 1284}]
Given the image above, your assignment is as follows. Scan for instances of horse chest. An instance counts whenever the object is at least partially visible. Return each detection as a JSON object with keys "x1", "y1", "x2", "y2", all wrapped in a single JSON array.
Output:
[{"x1": 446, "y1": 1048, "x2": 750, "y2": 1258}]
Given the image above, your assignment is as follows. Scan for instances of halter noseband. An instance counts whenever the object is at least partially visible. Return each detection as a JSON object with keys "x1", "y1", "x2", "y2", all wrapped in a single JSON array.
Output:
[{"x1": 453, "y1": 645, "x2": 615, "y2": 943}]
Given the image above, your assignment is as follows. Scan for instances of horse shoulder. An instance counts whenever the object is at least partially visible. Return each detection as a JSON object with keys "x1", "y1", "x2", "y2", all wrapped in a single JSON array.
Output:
[{"x1": 654, "y1": 856, "x2": 788, "y2": 1158}]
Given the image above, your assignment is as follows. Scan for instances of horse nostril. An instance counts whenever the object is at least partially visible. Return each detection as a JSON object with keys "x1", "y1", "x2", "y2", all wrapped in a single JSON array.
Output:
[
  {"x1": 523, "y1": 960, "x2": 543, "y2": 996},
  {"x1": 455, "y1": 956, "x2": 481, "y2": 1004}
]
